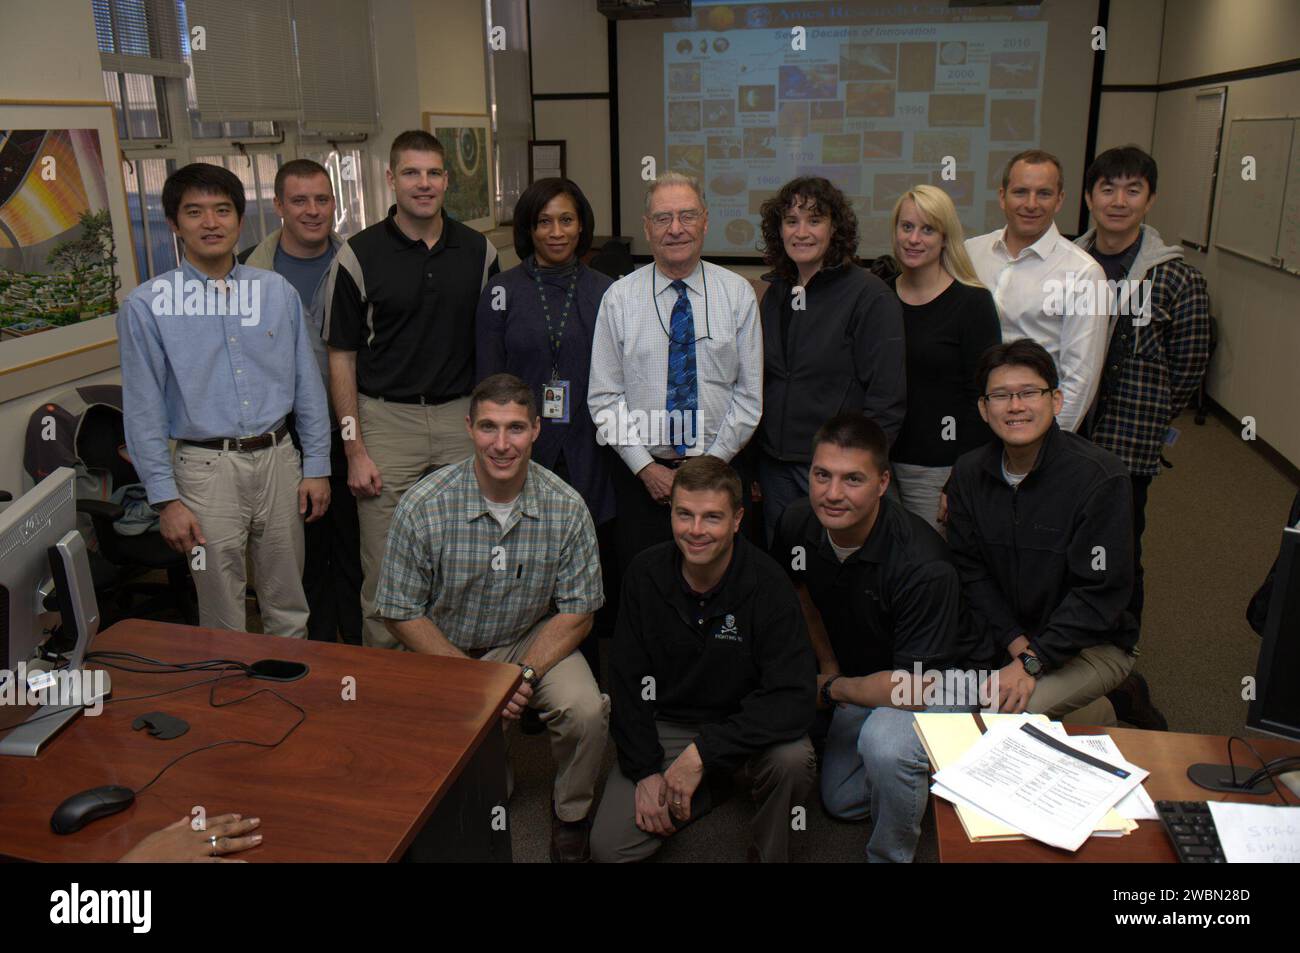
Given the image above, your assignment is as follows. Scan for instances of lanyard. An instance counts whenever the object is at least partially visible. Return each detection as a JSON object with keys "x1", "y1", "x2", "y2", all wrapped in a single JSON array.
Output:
[
  {"x1": 533, "y1": 264, "x2": 579, "y2": 380},
  {"x1": 652, "y1": 266, "x2": 711, "y2": 344}
]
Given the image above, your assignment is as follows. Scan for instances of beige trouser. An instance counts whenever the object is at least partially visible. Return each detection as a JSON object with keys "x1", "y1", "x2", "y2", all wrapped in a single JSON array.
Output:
[
  {"x1": 590, "y1": 721, "x2": 816, "y2": 863},
  {"x1": 1027, "y1": 643, "x2": 1136, "y2": 726},
  {"x1": 172, "y1": 438, "x2": 308, "y2": 638},
  {"x1": 356, "y1": 394, "x2": 474, "y2": 649},
  {"x1": 480, "y1": 618, "x2": 610, "y2": 821}
]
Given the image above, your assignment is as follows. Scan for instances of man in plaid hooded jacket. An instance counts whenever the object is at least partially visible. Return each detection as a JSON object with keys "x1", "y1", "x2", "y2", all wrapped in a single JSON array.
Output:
[{"x1": 1076, "y1": 145, "x2": 1210, "y2": 728}]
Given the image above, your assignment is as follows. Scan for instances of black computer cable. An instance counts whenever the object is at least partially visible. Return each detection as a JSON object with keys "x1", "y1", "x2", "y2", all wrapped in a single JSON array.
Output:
[
  {"x1": 85, "y1": 649, "x2": 256, "y2": 676},
  {"x1": 5, "y1": 652, "x2": 306, "y2": 792},
  {"x1": 130, "y1": 664, "x2": 306, "y2": 796},
  {"x1": 1223, "y1": 735, "x2": 1294, "y2": 805}
]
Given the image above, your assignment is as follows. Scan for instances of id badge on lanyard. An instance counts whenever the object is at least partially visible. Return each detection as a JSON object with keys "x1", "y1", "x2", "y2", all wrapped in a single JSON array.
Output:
[{"x1": 543, "y1": 379, "x2": 570, "y2": 423}]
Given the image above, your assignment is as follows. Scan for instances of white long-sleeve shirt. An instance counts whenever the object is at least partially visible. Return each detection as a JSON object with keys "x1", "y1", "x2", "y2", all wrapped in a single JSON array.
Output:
[
  {"x1": 587, "y1": 259, "x2": 763, "y2": 473},
  {"x1": 965, "y1": 222, "x2": 1111, "y2": 432}
]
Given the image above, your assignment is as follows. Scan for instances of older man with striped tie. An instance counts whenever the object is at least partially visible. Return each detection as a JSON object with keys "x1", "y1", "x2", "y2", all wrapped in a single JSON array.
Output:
[{"x1": 588, "y1": 172, "x2": 763, "y2": 570}]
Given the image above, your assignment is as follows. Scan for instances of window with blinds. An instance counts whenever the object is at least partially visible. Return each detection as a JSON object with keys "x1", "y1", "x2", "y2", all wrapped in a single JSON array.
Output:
[
  {"x1": 93, "y1": 0, "x2": 187, "y2": 78},
  {"x1": 293, "y1": 0, "x2": 379, "y2": 134},
  {"x1": 184, "y1": 0, "x2": 377, "y2": 132},
  {"x1": 185, "y1": 0, "x2": 300, "y2": 123}
]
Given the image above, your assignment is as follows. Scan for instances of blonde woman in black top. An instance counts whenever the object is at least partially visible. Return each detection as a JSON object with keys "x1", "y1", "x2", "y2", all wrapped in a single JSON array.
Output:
[{"x1": 889, "y1": 185, "x2": 1000, "y2": 534}]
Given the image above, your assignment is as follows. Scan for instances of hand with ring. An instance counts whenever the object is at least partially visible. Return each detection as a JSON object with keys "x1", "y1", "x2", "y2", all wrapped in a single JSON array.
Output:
[{"x1": 119, "y1": 813, "x2": 262, "y2": 863}]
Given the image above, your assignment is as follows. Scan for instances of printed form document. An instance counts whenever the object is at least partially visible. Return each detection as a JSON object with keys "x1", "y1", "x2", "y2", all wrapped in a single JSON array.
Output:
[{"x1": 932, "y1": 720, "x2": 1149, "y2": 851}]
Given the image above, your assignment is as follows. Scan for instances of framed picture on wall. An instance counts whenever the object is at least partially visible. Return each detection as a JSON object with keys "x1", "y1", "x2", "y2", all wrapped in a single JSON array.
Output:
[
  {"x1": 422, "y1": 112, "x2": 495, "y2": 231},
  {"x1": 528, "y1": 140, "x2": 567, "y2": 182},
  {"x1": 0, "y1": 100, "x2": 137, "y2": 346}
]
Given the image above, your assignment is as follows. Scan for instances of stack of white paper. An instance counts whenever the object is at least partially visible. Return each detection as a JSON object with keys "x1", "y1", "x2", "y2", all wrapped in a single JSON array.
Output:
[{"x1": 932, "y1": 720, "x2": 1150, "y2": 851}]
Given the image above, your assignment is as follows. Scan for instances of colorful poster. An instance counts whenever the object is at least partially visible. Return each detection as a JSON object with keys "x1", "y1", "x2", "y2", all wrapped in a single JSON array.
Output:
[{"x1": 0, "y1": 128, "x2": 121, "y2": 338}]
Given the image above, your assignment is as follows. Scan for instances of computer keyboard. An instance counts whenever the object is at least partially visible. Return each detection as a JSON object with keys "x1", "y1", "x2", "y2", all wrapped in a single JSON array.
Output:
[{"x1": 1155, "y1": 800, "x2": 1226, "y2": 863}]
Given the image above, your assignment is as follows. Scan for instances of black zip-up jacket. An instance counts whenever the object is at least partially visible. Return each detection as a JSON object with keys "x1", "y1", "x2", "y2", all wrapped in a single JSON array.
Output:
[
  {"x1": 609, "y1": 535, "x2": 816, "y2": 782},
  {"x1": 945, "y1": 423, "x2": 1139, "y2": 670},
  {"x1": 756, "y1": 262, "x2": 906, "y2": 462}
]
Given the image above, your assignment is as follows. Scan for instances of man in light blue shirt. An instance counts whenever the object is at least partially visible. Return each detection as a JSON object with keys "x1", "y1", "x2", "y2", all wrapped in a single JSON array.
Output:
[{"x1": 118, "y1": 163, "x2": 331, "y2": 638}]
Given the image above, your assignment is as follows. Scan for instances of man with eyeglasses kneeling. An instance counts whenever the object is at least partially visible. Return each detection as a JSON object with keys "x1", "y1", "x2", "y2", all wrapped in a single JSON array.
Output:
[{"x1": 946, "y1": 339, "x2": 1139, "y2": 726}]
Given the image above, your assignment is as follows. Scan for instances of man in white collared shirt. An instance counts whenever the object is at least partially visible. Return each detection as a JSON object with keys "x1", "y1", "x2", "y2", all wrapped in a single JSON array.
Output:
[
  {"x1": 965, "y1": 150, "x2": 1109, "y2": 432},
  {"x1": 589, "y1": 172, "x2": 762, "y2": 567}
]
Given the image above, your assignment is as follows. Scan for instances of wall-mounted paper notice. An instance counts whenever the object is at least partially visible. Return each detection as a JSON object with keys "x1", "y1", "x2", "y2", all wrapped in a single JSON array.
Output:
[{"x1": 1207, "y1": 802, "x2": 1300, "y2": 863}]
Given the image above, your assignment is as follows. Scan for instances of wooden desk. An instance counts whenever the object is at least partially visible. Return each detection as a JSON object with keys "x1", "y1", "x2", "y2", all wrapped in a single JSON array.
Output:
[
  {"x1": 0, "y1": 620, "x2": 520, "y2": 862},
  {"x1": 935, "y1": 726, "x2": 1300, "y2": 862}
]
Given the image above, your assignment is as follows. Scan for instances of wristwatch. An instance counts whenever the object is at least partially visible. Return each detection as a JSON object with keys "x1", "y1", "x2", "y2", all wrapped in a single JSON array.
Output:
[
  {"x1": 819, "y1": 674, "x2": 842, "y2": 707},
  {"x1": 1018, "y1": 652, "x2": 1043, "y2": 678},
  {"x1": 518, "y1": 664, "x2": 540, "y2": 689}
]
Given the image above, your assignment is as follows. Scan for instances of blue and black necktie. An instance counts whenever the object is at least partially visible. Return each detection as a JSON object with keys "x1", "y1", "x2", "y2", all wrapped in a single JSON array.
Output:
[{"x1": 665, "y1": 279, "x2": 698, "y2": 456}]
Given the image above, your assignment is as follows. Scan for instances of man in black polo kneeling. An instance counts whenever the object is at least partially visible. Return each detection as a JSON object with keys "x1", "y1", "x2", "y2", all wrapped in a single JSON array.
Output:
[{"x1": 591, "y1": 456, "x2": 816, "y2": 863}]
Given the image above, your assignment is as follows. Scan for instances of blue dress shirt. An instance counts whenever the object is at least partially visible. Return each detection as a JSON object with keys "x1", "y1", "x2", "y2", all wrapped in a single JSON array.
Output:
[{"x1": 118, "y1": 256, "x2": 331, "y2": 504}]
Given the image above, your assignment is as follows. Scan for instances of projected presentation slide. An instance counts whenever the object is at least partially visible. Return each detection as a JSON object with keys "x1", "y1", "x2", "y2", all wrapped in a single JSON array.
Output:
[{"x1": 663, "y1": 17, "x2": 1048, "y2": 255}]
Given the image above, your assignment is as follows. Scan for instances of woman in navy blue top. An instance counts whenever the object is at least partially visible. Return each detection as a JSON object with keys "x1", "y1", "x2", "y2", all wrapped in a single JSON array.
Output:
[{"x1": 476, "y1": 178, "x2": 616, "y2": 526}]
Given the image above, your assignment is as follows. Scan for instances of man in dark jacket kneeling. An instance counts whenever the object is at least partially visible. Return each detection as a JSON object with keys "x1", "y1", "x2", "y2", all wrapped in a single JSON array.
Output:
[
  {"x1": 591, "y1": 456, "x2": 816, "y2": 862},
  {"x1": 947, "y1": 339, "x2": 1140, "y2": 725}
]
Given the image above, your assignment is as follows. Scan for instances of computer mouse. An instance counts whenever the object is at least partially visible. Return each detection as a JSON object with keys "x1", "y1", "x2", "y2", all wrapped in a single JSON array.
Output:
[{"x1": 50, "y1": 785, "x2": 135, "y2": 834}]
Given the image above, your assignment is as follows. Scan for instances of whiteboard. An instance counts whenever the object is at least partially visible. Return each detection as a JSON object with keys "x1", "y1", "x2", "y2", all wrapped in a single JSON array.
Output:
[
  {"x1": 1214, "y1": 117, "x2": 1294, "y2": 267},
  {"x1": 1279, "y1": 121, "x2": 1300, "y2": 273},
  {"x1": 1180, "y1": 87, "x2": 1225, "y2": 251}
]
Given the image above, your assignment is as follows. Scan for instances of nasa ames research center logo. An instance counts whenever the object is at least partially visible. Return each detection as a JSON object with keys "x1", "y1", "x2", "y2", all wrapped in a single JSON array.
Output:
[{"x1": 715, "y1": 614, "x2": 741, "y2": 642}]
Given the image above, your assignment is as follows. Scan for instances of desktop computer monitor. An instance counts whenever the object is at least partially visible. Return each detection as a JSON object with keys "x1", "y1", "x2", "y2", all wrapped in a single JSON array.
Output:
[
  {"x1": 1189, "y1": 523, "x2": 1300, "y2": 794},
  {"x1": 0, "y1": 467, "x2": 78, "y2": 676},
  {"x1": 0, "y1": 468, "x2": 104, "y2": 755},
  {"x1": 1248, "y1": 526, "x2": 1300, "y2": 742}
]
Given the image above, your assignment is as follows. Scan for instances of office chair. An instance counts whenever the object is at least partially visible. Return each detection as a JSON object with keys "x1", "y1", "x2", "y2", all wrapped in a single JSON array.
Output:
[{"x1": 74, "y1": 404, "x2": 198, "y2": 626}]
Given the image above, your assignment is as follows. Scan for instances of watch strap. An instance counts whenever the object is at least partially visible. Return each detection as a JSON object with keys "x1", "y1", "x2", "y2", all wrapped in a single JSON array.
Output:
[{"x1": 820, "y1": 674, "x2": 841, "y2": 707}]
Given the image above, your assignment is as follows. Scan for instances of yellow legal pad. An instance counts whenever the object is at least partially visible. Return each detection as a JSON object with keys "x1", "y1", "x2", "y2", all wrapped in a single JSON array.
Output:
[{"x1": 914, "y1": 712, "x2": 1138, "y2": 842}]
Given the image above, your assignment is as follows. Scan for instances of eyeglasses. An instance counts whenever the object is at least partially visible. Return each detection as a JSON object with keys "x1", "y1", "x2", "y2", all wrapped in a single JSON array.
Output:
[
  {"x1": 981, "y1": 387, "x2": 1055, "y2": 404},
  {"x1": 648, "y1": 209, "x2": 703, "y2": 229}
]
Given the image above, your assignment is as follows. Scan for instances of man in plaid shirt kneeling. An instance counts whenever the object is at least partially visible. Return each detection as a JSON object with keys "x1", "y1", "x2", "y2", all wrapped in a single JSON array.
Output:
[{"x1": 374, "y1": 373, "x2": 608, "y2": 862}]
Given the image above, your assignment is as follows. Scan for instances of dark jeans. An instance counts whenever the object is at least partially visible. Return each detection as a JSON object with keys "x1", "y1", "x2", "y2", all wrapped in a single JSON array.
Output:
[
  {"x1": 303, "y1": 429, "x2": 363, "y2": 645},
  {"x1": 1130, "y1": 473, "x2": 1152, "y2": 627},
  {"x1": 611, "y1": 458, "x2": 675, "y2": 571},
  {"x1": 611, "y1": 455, "x2": 755, "y2": 571},
  {"x1": 552, "y1": 453, "x2": 618, "y2": 684},
  {"x1": 756, "y1": 452, "x2": 810, "y2": 549}
]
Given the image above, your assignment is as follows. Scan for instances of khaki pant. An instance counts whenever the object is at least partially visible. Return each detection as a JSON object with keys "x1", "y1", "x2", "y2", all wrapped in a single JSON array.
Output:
[
  {"x1": 482, "y1": 618, "x2": 609, "y2": 821},
  {"x1": 172, "y1": 438, "x2": 308, "y2": 638},
  {"x1": 356, "y1": 394, "x2": 474, "y2": 648},
  {"x1": 1027, "y1": 643, "x2": 1135, "y2": 726},
  {"x1": 591, "y1": 721, "x2": 815, "y2": 863}
]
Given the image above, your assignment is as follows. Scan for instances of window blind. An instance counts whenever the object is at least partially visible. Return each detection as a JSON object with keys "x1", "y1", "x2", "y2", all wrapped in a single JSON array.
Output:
[
  {"x1": 94, "y1": 0, "x2": 188, "y2": 79},
  {"x1": 292, "y1": 0, "x2": 379, "y2": 133},
  {"x1": 186, "y1": 0, "x2": 300, "y2": 123}
]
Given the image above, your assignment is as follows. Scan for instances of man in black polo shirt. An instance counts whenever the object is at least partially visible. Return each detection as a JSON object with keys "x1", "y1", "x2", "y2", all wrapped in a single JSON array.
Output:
[
  {"x1": 591, "y1": 457, "x2": 816, "y2": 863},
  {"x1": 775, "y1": 412, "x2": 979, "y2": 862},
  {"x1": 946, "y1": 339, "x2": 1138, "y2": 725},
  {"x1": 325, "y1": 130, "x2": 500, "y2": 648}
]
